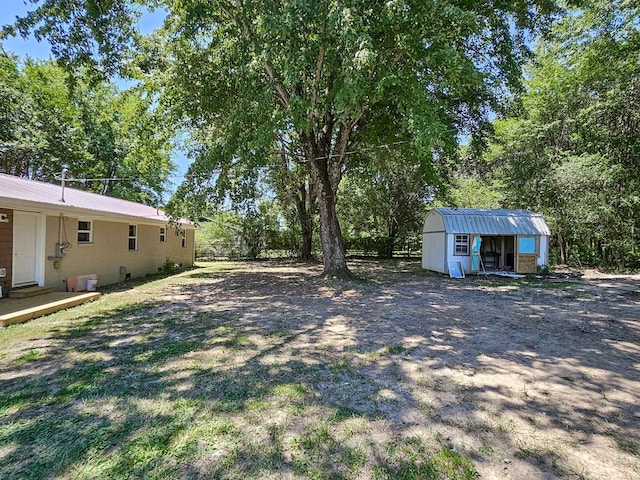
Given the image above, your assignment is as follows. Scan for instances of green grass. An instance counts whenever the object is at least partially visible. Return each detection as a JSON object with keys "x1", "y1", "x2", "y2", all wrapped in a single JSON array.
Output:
[
  {"x1": 604, "y1": 428, "x2": 639, "y2": 455},
  {"x1": 372, "y1": 438, "x2": 479, "y2": 480},
  {"x1": 15, "y1": 348, "x2": 41, "y2": 364},
  {"x1": 0, "y1": 262, "x2": 492, "y2": 479}
]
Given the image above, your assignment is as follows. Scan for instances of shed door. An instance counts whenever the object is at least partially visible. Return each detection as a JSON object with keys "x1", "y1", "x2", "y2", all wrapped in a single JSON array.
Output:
[
  {"x1": 516, "y1": 236, "x2": 537, "y2": 274},
  {"x1": 13, "y1": 212, "x2": 38, "y2": 286},
  {"x1": 470, "y1": 235, "x2": 482, "y2": 273}
]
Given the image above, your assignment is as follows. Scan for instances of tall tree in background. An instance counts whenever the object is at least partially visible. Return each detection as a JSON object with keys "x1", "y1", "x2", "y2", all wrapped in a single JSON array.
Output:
[
  {"x1": 168, "y1": 130, "x2": 319, "y2": 261},
  {"x1": 0, "y1": 50, "x2": 46, "y2": 175},
  {"x1": 5, "y1": 0, "x2": 561, "y2": 276},
  {"x1": 0, "y1": 50, "x2": 174, "y2": 204},
  {"x1": 486, "y1": 0, "x2": 640, "y2": 268},
  {"x1": 339, "y1": 144, "x2": 436, "y2": 258},
  {"x1": 266, "y1": 147, "x2": 317, "y2": 261},
  {"x1": 72, "y1": 78, "x2": 175, "y2": 205}
]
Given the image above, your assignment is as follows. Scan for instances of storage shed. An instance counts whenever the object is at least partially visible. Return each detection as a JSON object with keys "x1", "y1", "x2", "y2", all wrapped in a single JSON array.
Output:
[{"x1": 422, "y1": 208, "x2": 550, "y2": 275}]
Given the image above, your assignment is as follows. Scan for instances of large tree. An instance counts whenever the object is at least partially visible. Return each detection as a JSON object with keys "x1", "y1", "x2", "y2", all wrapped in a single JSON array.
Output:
[
  {"x1": 0, "y1": 50, "x2": 46, "y2": 175},
  {"x1": 6, "y1": 0, "x2": 561, "y2": 276},
  {"x1": 162, "y1": 0, "x2": 560, "y2": 276}
]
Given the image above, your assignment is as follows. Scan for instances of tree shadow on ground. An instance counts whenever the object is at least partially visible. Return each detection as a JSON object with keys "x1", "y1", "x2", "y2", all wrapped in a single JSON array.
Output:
[{"x1": 0, "y1": 260, "x2": 638, "y2": 479}]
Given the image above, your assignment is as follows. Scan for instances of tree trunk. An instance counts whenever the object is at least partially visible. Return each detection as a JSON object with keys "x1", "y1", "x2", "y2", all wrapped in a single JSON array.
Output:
[
  {"x1": 294, "y1": 180, "x2": 316, "y2": 262},
  {"x1": 300, "y1": 216, "x2": 314, "y2": 261},
  {"x1": 384, "y1": 223, "x2": 398, "y2": 259},
  {"x1": 316, "y1": 187, "x2": 350, "y2": 276},
  {"x1": 385, "y1": 236, "x2": 395, "y2": 259},
  {"x1": 307, "y1": 143, "x2": 351, "y2": 278},
  {"x1": 559, "y1": 233, "x2": 567, "y2": 264}
]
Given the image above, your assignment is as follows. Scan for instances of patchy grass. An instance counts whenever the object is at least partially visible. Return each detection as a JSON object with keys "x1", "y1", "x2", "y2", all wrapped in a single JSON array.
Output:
[
  {"x1": 604, "y1": 428, "x2": 639, "y2": 455},
  {"x1": 373, "y1": 437, "x2": 478, "y2": 480},
  {"x1": 2, "y1": 259, "x2": 637, "y2": 479},
  {"x1": 525, "y1": 280, "x2": 578, "y2": 289},
  {"x1": 0, "y1": 262, "x2": 479, "y2": 480},
  {"x1": 15, "y1": 348, "x2": 41, "y2": 365}
]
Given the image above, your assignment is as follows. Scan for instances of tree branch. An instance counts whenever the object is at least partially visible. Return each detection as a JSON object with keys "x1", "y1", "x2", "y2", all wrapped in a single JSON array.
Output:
[
  {"x1": 309, "y1": 43, "x2": 325, "y2": 119},
  {"x1": 220, "y1": 0, "x2": 292, "y2": 109}
]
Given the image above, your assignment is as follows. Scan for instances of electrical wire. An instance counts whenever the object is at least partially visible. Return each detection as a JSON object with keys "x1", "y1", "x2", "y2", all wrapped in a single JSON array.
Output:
[
  {"x1": 53, "y1": 173, "x2": 133, "y2": 182},
  {"x1": 170, "y1": 140, "x2": 412, "y2": 179}
]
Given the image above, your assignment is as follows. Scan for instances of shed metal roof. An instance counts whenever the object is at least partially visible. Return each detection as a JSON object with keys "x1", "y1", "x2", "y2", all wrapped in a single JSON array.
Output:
[
  {"x1": 0, "y1": 173, "x2": 192, "y2": 226},
  {"x1": 432, "y1": 207, "x2": 550, "y2": 236}
]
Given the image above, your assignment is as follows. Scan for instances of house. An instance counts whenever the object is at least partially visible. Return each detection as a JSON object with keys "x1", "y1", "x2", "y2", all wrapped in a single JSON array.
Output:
[
  {"x1": 422, "y1": 208, "x2": 550, "y2": 275},
  {"x1": 0, "y1": 173, "x2": 195, "y2": 296}
]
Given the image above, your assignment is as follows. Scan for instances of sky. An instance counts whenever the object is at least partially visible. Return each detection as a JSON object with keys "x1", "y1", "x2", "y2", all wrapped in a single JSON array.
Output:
[
  {"x1": 0, "y1": 1, "x2": 54, "y2": 59},
  {"x1": 0, "y1": 1, "x2": 190, "y2": 196}
]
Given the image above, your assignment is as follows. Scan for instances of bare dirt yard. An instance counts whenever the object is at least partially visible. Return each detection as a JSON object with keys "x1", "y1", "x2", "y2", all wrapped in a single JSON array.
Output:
[{"x1": 1, "y1": 259, "x2": 639, "y2": 479}]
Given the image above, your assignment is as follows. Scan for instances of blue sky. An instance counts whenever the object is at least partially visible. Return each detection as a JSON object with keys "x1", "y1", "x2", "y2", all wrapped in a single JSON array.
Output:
[
  {"x1": 0, "y1": 1, "x2": 190, "y2": 194},
  {"x1": 0, "y1": 1, "x2": 53, "y2": 59}
]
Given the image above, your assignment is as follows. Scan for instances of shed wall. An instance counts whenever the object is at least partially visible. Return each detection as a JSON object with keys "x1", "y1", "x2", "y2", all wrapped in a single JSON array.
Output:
[
  {"x1": 446, "y1": 234, "x2": 472, "y2": 275},
  {"x1": 422, "y1": 232, "x2": 447, "y2": 273},
  {"x1": 539, "y1": 236, "x2": 549, "y2": 267}
]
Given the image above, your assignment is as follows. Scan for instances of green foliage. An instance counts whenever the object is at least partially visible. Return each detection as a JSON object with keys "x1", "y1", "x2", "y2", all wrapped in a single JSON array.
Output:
[
  {"x1": 339, "y1": 145, "x2": 435, "y2": 258},
  {"x1": 0, "y1": 52, "x2": 64, "y2": 177},
  {"x1": 536, "y1": 264, "x2": 551, "y2": 276},
  {"x1": 439, "y1": 176, "x2": 505, "y2": 210},
  {"x1": 5, "y1": 0, "x2": 564, "y2": 274},
  {"x1": 2, "y1": 0, "x2": 141, "y2": 78},
  {"x1": 195, "y1": 202, "x2": 293, "y2": 260},
  {"x1": 0, "y1": 51, "x2": 174, "y2": 204},
  {"x1": 478, "y1": 0, "x2": 640, "y2": 269},
  {"x1": 195, "y1": 211, "x2": 244, "y2": 260},
  {"x1": 73, "y1": 80, "x2": 175, "y2": 204},
  {"x1": 162, "y1": 257, "x2": 179, "y2": 274}
]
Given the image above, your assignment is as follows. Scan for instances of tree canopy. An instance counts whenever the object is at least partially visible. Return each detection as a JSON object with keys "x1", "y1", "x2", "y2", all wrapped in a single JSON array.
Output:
[
  {"x1": 0, "y1": 49, "x2": 175, "y2": 204},
  {"x1": 479, "y1": 0, "x2": 640, "y2": 268},
  {"x1": 5, "y1": 1, "x2": 563, "y2": 274},
  {"x1": 161, "y1": 0, "x2": 561, "y2": 275}
]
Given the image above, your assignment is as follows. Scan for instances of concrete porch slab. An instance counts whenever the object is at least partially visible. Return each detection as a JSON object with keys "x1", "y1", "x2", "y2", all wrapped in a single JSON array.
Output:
[{"x1": 0, "y1": 292, "x2": 101, "y2": 327}]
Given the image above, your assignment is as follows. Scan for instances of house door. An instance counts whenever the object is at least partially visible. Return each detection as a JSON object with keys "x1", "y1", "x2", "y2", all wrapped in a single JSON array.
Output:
[{"x1": 13, "y1": 212, "x2": 39, "y2": 287}]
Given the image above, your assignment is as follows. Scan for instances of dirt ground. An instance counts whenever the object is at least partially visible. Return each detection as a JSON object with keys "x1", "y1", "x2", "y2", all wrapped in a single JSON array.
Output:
[
  {"x1": 176, "y1": 260, "x2": 640, "y2": 479},
  {"x1": 2, "y1": 259, "x2": 638, "y2": 479}
]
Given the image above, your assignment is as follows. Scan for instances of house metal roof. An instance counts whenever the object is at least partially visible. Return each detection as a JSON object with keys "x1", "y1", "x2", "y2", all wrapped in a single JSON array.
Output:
[
  {"x1": 432, "y1": 207, "x2": 550, "y2": 236},
  {"x1": 0, "y1": 173, "x2": 192, "y2": 226}
]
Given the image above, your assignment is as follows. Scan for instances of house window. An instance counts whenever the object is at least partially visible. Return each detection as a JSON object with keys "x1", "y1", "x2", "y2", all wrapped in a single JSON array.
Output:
[
  {"x1": 128, "y1": 225, "x2": 137, "y2": 251},
  {"x1": 78, "y1": 220, "x2": 92, "y2": 243},
  {"x1": 454, "y1": 235, "x2": 470, "y2": 255},
  {"x1": 160, "y1": 227, "x2": 166, "y2": 242},
  {"x1": 181, "y1": 231, "x2": 187, "y2": 248}
]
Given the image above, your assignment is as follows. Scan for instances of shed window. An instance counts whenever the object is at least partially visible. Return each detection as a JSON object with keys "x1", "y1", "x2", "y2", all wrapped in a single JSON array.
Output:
[
  {"x1": 518, "y1": 237, "x2": 536, "y2": 254},
  {"x1": 160, "y1": 227, "x2": 166, "y2": 242},
  {"x1": 78, "y1": 221, "x2": 92, "y2": 243},
  {"x1": 128, "y1": 225, "x2": 137, "y2": 251},
  {"x1": 181, "y1": 231, "x2": 187, "y2": 248},
  {"x1": 454, "y1": 235, "x2": 470, "y2": 255}
]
